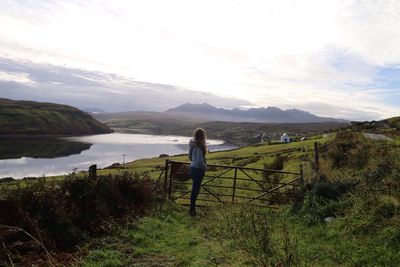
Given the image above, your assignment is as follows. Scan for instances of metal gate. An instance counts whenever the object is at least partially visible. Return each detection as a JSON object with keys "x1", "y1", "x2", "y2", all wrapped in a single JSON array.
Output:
[{"x1": 163, "y1": 160, "x2": 303, "y2": 207}]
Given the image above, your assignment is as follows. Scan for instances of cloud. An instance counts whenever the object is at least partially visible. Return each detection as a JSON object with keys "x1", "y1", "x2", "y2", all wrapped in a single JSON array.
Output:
[
  {"x1": 335, "y1": 0, "x2": 400, "y2": 66},
  {"x1": 0, "y1": 0, "x2": 399, "y2": 120},
  {"x1": 0, "y1": 57, "x2": 249, "y2": 112},
  {"x1": 0, "y1": 70, "x2": 35, "y2": 85},
  {"x1": 239, "y1": 47, "x2": 400, "y2": 120}
]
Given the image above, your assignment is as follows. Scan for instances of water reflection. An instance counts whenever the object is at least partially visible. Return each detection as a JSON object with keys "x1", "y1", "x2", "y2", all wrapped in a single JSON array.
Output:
[
  {"x1": 64, "y1": 133, "x2": 224, "y2": 145},
  {"x1": 0, "y1": 138, "x2": 91, "y2": 159},
  {"x1": 0, "y1": 133, "x2": 233, "y2": 179}
]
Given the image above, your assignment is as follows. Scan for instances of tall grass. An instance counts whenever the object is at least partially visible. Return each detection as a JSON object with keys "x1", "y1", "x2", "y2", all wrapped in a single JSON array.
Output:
[
  {"x1": 203, "y1": 206, "x2": 300, "y2": 266},
  {"x1": 200, "y1": 131, "x2": 400, "y2": 266}
]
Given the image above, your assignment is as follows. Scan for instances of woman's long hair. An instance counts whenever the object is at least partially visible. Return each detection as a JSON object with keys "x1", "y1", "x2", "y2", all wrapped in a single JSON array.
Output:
[{"x1": 193, "y1": 128, "x2": 207, "y2": 156}]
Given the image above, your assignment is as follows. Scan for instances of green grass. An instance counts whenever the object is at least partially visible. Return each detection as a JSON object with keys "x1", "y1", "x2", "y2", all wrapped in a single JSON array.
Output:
[
  {"x1": 95, "y1": 136, "x2": 331, "y2": 207},
  {"x1": 278, "y1": 214, "x2": 400, "y2": 265},
  {"x1": 200, "y1": 202, "x2": 400, "y2": 266},
  {"x1": 393, "y1": 136, "x2": 400, "y2": 145},
  {"x1": 3, "y1": 130, "x2": 400, "y2": 266},
  {"x1": 81, "y1": 250, "x2": 128, "y2": 267},
  {"x1": 78, "y1": 204, "x2": 247, "y2": 267},
  {"x1": 110, "y1": 135, "x2": 332, "y2": 175},
  {"x1": 78, "y1": 202, "x2": 400, "y2": 266},
  {"x1": 78, "y1": 132, "x2": 400, "y2": 266}
]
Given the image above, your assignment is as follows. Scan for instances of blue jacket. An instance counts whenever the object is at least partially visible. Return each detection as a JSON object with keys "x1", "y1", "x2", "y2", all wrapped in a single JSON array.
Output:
[{"x1": 188, "y1": 140, "x2": 207, "y2": 170}]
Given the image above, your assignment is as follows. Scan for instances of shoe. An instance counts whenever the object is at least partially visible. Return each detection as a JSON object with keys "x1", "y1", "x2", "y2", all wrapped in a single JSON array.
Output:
[{"x1": 189, "y1": 208, "x2": 196, "y2": 217}]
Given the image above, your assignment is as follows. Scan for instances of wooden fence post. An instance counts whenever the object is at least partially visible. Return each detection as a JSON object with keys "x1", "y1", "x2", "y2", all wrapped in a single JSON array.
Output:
[
  {"x1": 314, "y1": 142, "x2": 320, "y2": 180},
  {"x1": 89, "y1": 164, "x2": 97, "y2": 180},
  {"x1": 167, "y1": 161, "x2": 174, "y2": 200},
  {"x1": 299, "y1": 164, "x2": 304, "y2": 185},
  {"x1": 232, "y1": 167, "x2": 238, "y2": 203},
  {"x1": 164, "y1": 159, "x2": 169, "y2": 197}
]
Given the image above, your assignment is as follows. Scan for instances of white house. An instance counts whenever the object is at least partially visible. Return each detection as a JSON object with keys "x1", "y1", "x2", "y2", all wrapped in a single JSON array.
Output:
[{"x1": 280, "y1": 133, "x2": 290, "y2": 143}]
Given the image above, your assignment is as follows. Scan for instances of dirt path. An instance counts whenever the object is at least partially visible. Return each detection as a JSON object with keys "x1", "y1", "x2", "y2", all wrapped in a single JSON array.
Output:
[{"x1": 362, "y1": 132, "x2": 393, "y2": 141}]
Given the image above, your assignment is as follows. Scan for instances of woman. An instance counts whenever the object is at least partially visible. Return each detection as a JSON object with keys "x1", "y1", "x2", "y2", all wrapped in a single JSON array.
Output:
[{"x1": 188, "y1": 128, "x2": 207, "y2": 216}]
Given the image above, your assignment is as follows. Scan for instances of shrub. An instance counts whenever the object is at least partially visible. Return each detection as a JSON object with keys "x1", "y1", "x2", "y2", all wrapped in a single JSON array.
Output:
[
  {"x1": 327, "y1": 131, "x2": 371, "y2": 169},
  {"x1": 373, "y1": 200, "x2": 397, "y2": 219},
  {"x1": 310, "y1": 180, "x2": 354, "y2": 201},
  {"x1": 292, "y1": 179, "x2": 355, "y2": 225},
  {"x1": 0, "y1": 172, "x2": 162, "y2": 259},
  {"x1": 263, "y1": 154, "x2": 287, "y2": 183}
]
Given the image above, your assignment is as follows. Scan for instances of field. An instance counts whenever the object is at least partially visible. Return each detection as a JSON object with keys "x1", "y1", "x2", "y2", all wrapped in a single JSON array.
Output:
[
  {"x1": 86, "y1": 132, "x2": 400, "y2": 266},
  {"x1": 1, "y1": 130, "x2": 400, "y2": 266}
]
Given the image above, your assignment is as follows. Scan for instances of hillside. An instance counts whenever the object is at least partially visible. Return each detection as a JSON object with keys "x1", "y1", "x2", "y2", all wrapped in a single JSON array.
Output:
[
  {"x1": 166, "y1": 103, "x2": 346, "y2": 123},
  {"x1": 351, "y1": 116, "x2": 400, "y2": 136},
  {"x1": 0, "y1": 98, "x2": 113, "y2": 136},
  {"x1": 94, "y1": 111, "x2": 208, "y2": 124},
  {"x1": 2, "y1": 130, "x2": 400, "y2": 266},
  {"x1": 91, "y1": 130, "x2": 400, "y2": 266}
]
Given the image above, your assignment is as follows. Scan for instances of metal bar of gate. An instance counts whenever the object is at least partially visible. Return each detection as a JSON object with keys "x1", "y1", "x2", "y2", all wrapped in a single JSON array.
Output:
[
  {"x1": 232, "y1": 167, "x2": 237, "y2": 203},
  {"x1": 246, "y1": 177, "x2": 300, "y2": 204},
  {"x1": 168, "y1": 160, "x2": 300, "y2": 175}
]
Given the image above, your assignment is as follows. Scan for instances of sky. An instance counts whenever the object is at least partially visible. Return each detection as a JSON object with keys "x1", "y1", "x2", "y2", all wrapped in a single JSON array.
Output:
[{"x1": 0, "y1": 0, "x2": 400, "y2": 120}]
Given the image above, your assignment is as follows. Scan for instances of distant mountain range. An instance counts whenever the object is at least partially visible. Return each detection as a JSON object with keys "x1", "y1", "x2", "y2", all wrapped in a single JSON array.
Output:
[
  {"x1": 93, "y1": 105, "x2": 348, "y2": 146},
  {"x1": 166, "y1": 103, "x2": 346, "y2": 123}
]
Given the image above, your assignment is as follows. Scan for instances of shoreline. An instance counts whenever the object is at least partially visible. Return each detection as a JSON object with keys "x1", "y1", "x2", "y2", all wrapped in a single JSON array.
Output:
[{"x1": 0, "y1": 133, "x2": 235, "y2": 180}]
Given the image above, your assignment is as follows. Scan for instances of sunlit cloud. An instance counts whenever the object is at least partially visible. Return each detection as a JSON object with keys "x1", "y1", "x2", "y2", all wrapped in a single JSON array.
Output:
[
  {"x1": 0, "y1": 70, "x2": 35, "y2": 85},
  {"x1": 0, "y1": 0, "x2": 399, "y2": 120}
]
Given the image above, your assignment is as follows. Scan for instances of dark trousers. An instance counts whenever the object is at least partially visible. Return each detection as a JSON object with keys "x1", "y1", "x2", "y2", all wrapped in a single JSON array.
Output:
[{"x1": 189, "y1": 167, "x2": 205, "y2": 210}]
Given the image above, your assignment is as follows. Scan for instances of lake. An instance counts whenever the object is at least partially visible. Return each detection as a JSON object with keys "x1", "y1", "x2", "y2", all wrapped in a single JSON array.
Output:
[{"x1": 0, "y1": 133, "x2": 233, "y2": 179}]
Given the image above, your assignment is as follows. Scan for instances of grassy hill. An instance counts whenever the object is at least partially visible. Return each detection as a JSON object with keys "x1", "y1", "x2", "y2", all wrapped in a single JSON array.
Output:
[
  {"x1": 91, "y1": 131, "x2": 400, "y2": 266},
  {"x1": 1, "y1": 127, "x2": 400, "y2": 266},
  {"x1": 0, "y1": 98, "x2": 113, "y2": 136},
  {"x1": 351, "y1": 116, "x2": 400, "y2": 135}
]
